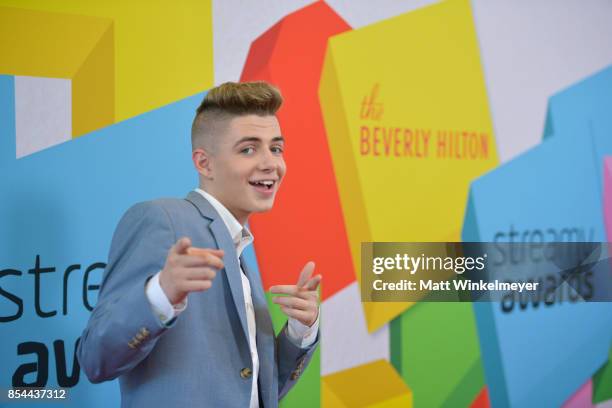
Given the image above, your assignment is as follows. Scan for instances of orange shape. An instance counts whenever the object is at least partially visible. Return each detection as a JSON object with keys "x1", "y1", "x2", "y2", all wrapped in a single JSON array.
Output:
[{"x1": 241, "y1": 2, "x2": 354, "y2": 300}]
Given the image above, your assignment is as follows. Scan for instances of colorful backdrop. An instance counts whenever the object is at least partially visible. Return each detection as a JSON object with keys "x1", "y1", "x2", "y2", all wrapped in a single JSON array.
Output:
[{"x1": 1, "y1": 0, "x2": 612, "y2": 407}]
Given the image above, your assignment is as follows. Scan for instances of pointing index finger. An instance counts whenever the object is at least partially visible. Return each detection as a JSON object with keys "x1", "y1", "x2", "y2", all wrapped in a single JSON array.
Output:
[
  {"x1": 269, "y1": 285, "x2": 298, "y2": 296},
  {"x1": 186, "y1": 247, "x2": 225, "y2": 269}
]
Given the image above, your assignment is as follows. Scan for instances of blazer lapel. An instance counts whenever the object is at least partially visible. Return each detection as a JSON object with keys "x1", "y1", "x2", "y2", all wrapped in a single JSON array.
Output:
[{"x1": 185, "y1": 191, "x2": 249, "y2": 345}]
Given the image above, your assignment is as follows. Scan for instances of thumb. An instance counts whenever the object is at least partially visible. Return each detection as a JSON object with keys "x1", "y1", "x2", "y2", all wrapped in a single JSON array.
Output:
[
  {"x1": 297, "y1": 261, "x2": 316, "y2": 288},
  {"x1": 174, "y1": 237, "x2": 191, "y2": 254},
  {"x1": 304, "y1": 274, "x2": 322, "y2": 291}
]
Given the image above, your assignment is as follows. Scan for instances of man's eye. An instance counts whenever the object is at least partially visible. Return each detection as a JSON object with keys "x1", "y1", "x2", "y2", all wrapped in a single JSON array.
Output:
[
  {"x1": 271, "y1": 146, "x2": 284, "y2": 154},
  {"x1": 241, "y1": 147, "x2": 255, "y2": 155}
]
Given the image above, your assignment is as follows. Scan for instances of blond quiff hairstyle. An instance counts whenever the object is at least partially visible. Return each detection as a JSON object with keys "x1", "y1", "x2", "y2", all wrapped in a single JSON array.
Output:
[{"x1": 191, "y1": 81, "x2": 283, "y2": 151}]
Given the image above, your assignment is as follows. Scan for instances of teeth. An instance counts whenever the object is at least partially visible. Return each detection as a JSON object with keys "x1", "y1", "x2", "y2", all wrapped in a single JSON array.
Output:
[{"x1": 251, "y1": 180, "x2": 274, "y2": 186}]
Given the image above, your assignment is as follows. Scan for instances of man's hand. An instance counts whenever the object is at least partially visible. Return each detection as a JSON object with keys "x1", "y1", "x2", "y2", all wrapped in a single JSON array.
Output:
[
  {"x1": 270, "y1": 261, "x2": 321, "y2": 327},
  {"x1": 159, "y1": 237, "x2": 224, "y2": 305}
]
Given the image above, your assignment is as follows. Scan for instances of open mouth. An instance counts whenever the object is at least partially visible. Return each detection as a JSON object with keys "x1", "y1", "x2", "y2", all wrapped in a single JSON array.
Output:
[{"x1": 248, "y1": 180, "x2": 276, "y2": 191}]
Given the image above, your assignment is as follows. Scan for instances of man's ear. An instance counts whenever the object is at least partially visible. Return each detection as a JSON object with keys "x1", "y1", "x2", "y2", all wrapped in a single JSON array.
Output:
[{"x1": 192, "y1": 148, "x2": 213, "y2": 179}]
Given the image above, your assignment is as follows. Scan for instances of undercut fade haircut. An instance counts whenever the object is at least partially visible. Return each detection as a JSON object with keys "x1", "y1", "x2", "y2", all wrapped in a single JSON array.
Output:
[{"x1": 191, "y1": 81, "x2": 283, "y2": 152}]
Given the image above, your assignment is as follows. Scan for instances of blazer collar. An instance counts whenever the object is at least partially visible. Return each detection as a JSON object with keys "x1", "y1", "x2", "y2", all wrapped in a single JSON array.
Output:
[{"x1": 185, "y1": 190, "x2": 220, "y2": 222}]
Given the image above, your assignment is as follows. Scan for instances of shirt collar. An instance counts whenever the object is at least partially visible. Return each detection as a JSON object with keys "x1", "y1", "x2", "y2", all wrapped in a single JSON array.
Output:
[{"x1": 194, "y1": 188, "x2": 254, "y2": 252}]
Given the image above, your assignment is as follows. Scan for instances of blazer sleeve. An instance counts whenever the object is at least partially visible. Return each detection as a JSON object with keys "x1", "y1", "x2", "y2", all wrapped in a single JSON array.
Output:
[
  {"x1": 276, "y1": 323, "x2": 320, "y2": 400},
  {"x1": 77, "y1": 201, "x2": 176, "y2": 383}
]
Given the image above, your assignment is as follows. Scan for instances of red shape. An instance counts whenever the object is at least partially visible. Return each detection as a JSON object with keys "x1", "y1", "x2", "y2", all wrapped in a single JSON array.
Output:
[
  {"x1": 241, "y1": 2, "x2": 353, "y2": 300},
  {"x1": 470, "y1": 387, "x2": 490, "y2": 408}
]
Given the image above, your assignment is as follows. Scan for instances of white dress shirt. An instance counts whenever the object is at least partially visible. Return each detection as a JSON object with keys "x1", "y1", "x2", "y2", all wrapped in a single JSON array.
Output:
[{"x1": 145, "y1": 189, "x2": 319, "y2": 407}]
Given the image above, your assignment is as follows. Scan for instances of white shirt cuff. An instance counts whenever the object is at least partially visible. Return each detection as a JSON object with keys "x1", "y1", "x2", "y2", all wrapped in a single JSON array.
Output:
[
  {"x1": 287, "y1": 307, "x2": 320, "y2": 348},
  {"x1": 145, "y1": 271, "x2": 187, "y2": 326}
]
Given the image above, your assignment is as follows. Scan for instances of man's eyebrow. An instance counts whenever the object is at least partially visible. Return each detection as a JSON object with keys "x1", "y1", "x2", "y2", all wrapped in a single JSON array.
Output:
[{"x1": 233, "y1": 136, "x2": 285, "y2": 147}]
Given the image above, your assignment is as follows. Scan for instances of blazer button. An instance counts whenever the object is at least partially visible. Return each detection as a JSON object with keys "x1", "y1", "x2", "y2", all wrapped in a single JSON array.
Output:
[{"x1": 240, "y1": 368, "x2": 252, "y2": 379}]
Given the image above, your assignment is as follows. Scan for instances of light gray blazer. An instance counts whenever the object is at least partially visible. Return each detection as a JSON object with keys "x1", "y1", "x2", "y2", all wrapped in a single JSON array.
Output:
[{"x1": 77, "y1": 191, "x2": 318, "y2": 407}]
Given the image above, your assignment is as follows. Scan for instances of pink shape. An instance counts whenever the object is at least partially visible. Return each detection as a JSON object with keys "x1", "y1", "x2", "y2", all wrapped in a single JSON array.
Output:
[{"x1": 561, "y1": 379, "x2": 593, "y2": 408}]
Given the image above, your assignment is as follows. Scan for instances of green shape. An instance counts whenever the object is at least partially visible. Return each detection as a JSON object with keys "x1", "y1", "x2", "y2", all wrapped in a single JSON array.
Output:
[
  {"x1": 390, "y1": 314, "x2": 403, "y2": 374},
  {"x1": 266, "y1": 292, "x2": 321, "y2": 407},
  {"x1": 267, "y1": 290, "x2": 290, "y2": 336},
  {"x1": 592, "y1": 345, "x2": 612, "y2": 404},
  {"x1": 390, "y1": 302, "x2": 483, "y2": 407},
  {"x1": 442, "y1": 357, "x2": 485, "y2": 408}
]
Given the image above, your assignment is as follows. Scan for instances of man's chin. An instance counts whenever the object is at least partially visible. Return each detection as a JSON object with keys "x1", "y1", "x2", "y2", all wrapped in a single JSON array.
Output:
[{"x1": 251, "y1": 200, "x2": 275, "y2": 213}]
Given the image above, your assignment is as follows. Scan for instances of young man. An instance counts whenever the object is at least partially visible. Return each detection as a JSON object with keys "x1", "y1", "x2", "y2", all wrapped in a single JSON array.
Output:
[{"x1": 77, "y1": 82, "x2": 321, "y2": 407}]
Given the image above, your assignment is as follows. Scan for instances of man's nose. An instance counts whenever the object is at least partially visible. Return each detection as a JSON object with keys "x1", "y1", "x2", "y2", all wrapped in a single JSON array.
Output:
[{"x1": 258, "y1": 150, "x2": 279, "y2": 171}]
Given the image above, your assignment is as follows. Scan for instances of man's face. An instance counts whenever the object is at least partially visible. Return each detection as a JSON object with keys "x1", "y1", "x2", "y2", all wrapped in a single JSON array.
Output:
[{"x1": 203, "y1": 114, "x2": 286, "y2": 224}]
